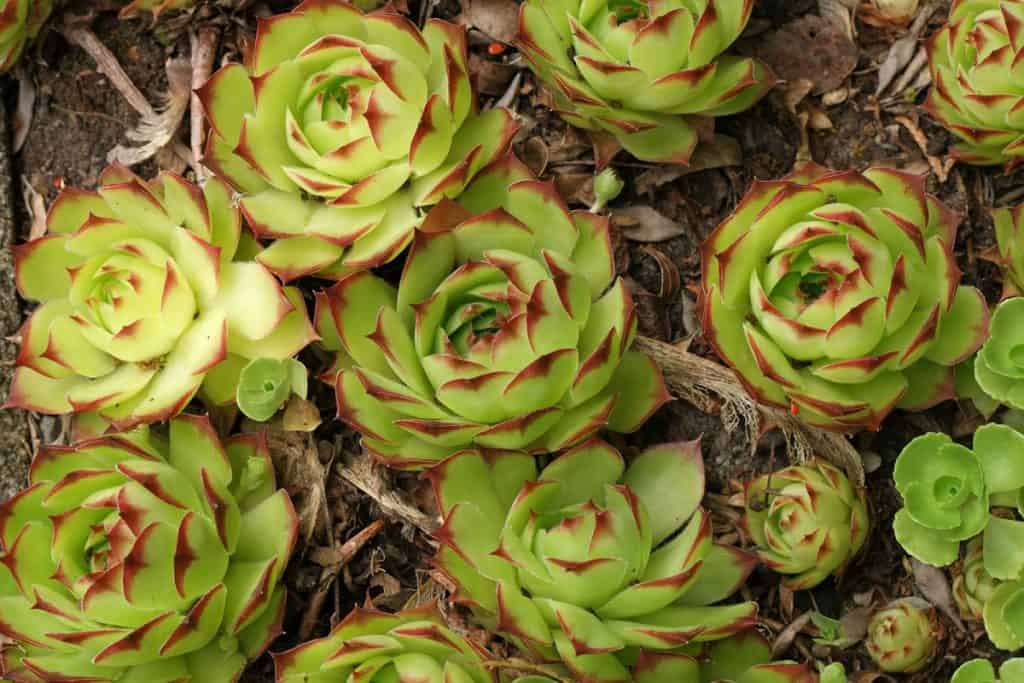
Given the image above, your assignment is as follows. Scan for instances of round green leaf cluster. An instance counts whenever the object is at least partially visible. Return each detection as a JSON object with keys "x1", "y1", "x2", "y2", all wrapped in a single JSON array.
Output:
[
  {"x1": 701, "y1": 162, "x2": 989, "y2": 431},
  {"x1": 429, "y1": 439, "x2": 759, "y2": 683},
  {"x1": 743, "y1": 460, "x2": 869, "y2": 590},
  {"x1": 865, "y1": 600, "x2": 939, "y2": 674},
  {"x1": 0, "y1": 0, "x2": 51, "y2": 73},
  {"x1": 689, "y1": 631, "x2": 825, "y2": 683},
  {"x1": 516, "y1": 0, "x2": 774, "y2": 163},
  {"x1": 317, "y1": 157, "x2": 669, "y2": 469},
  {"x1": 973, "y1": 298, "x2": 1024, "y2": 409},
  {"x1": 198, "y1": 0, "x2": 516, "y2": 280},
  {"x1": 9, "y1": 165, "x2": 316, "y2": 433},
  {"x1": 924, "y1": 0, "x2": 1024, "y2": 167},
  {"x1": 994, "y1": 204, "x2": 1024, "y2": 296},
  {"x1": 274, "y1": 604, "x2": 553, "y2": 683},
  {"x1": 0, "y1": 417, "x2": 297, "y2": 682},
  {"x1": 952, "y1": 658, "x2": 1024, "y2": 683}
]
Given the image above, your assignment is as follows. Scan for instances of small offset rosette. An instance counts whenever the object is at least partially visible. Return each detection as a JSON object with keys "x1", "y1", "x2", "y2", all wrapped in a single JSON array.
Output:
[
  {"x1": 0, "y1": 417, "x2": 298, "y2": 682},
  {"x1": 925, "y1": 0, "x2": 1024, "y2": 168},
  {"x1": 701, "y1": 162, "x2": 989, "y2": 430},
  {"x1": 427, "y1": 439, "x2": 759, "y2": 683},
  {"x1": 198, "y1": 0, "x2": 516, "y2": 280},
  {"x1": 516, "y1": 0, "x2": 774, "y2": 163},
  {"x1": 8, "y1": 164, "x2": 317, "y2": 432},
  {"x1": 315, "y1": 155, "x2": 669, "y2": 469}
]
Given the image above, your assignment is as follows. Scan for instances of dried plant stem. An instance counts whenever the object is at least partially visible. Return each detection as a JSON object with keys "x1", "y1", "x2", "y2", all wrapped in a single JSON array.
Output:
[
  {"x1": 634, "y1": 336, "x2": 866, "y2": 486},
  {"x1": 190, "y1": 26, "x2": 220, "y2": 179},
  {"x1": 337, "y1": 455, "x2": 439, "y2": 536},
  {"x1": 61, "y1": 25, "x2": 156, "y2": 119}
]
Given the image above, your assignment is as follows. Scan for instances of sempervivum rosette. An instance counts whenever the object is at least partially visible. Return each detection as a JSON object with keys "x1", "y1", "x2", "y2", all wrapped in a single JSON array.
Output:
[
  {"x1": 0, "y1": 0, "x2": 50, "y2": 73},
  {"x1": 924, "y1": 0, "x2": 1024, "y2": 168},
  {"x1": 701, "y1": 162, "x2": 989, "y2": 430},
  {"x1": 516, "y1": 0, "x2": 775, "y2": 164},
  {"x1": 198, "y1": 0, "x2": 516, "y2": 280},
  {"x1": 865, "y1": 599, "x2": 939, "y2": 674},
  {"x1": 8, "y1": 164, "x2": 317, "y2": 431},
  {"x1": 743, "y1": 460, "x2": 869, "y2": 590},
  {"x1": 315, "y1": 155, "x2": 669, "y2": 469},
  {"x1": 0, "y1": 416, "x2": 297, "y2": 682},
  {"x1": 274, "y1": 604, "x2": 553, "y2": 683},
  {"x1": 428, "y1": 440, "x2": 759, "y2": 683}
]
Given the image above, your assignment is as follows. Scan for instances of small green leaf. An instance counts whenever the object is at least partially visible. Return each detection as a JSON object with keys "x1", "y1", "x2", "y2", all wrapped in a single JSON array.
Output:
[{"x1": 237, "y1": 358, "x2": 301, "y2": 422}]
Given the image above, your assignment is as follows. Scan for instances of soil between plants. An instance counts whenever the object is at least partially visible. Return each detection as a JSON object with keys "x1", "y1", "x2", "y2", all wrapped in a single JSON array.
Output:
[{"x1": 1, "y1": 1, "x2": 1021, "y2": 680}]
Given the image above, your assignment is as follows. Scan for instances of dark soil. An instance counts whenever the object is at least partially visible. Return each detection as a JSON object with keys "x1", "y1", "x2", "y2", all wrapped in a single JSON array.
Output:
[{"x1": 2, "y1": 0, "x2": 1021, "y2": 680}]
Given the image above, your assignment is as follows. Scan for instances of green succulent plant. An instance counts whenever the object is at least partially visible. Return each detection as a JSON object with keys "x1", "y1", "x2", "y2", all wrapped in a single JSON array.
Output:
[
  {"x1": 924, "y1": 0, "x2": 1024, "y2": 168},
  {"x1": 701, "y1": 162, "x2": 989, "y2": 431},
  {"x1": 994, "y1": 204, "x2": 1024, "y2": 296},
  {"x1": 316, "y1": 155, "x2": 669, "y2": 469},
  {"x1": 984, "y1": 579, "x2": 1024, "y2": 650},
  {"x1": 972, "y1": 298, "x2": 1024, "y2": 410},
  {"x1": 428, "y1": 439, "x2": 759, "y2": 683},
  {"x1": 952, "y1": 657, "x2": 1024, "y2": 682},
  {"x1": 516, "y1": 0, "x2": 775, "y2": 164},
  {"x1": 8, "y1": 165, "x2": 317, "y2": 433},
  {"x1": 0, "y1": 0, "x2": 50, "y2": 73},
  {"x1": 198, "y1": 0, "x2": 516, "y2": 280},
  {"x1": 865, "y1": 599, "x2": 939, "y2": 674},
  {"x1": 893, "y1": 425, "x2": 1024, "y2": 572},
  {"x1": 693, "y1": 630, "x2": 821, "y2": 683},
  {"x1": 742, "y1": 459, "x2": 869, "y2": 590},
  {"x1": 274, "y1": 604, "x2": 554, "y2": 683},
  {"x1": 953, "y1": 538, "x2": 1002, "y2": 622},
  {"x1": 236, "y1": 358, "x2": 308, "y2": 423},
  {"x1": 0, "y1": 416, "x2": 297, "y2": 682}
]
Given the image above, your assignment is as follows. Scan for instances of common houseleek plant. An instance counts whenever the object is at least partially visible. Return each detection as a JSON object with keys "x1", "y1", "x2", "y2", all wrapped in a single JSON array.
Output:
[
  {"x1": 701, "y1": 162, "x2": 989, "y2": 430},
  {"x1": 274, "y1": 604, "x2": 554, "y2": 683},
  {"x1": 742, "y1": 460, "x2": 869, "y2": 590},
  {"x1": 316, "y1": 155, "x2": 669, "y2": 469},
  {"x1": 516, "y1": 0, "x2": 774, "y2": 164},
  {"x1": 952, "y1": 658, "x2": 1024, "y2": 683},
  {"x1": 953, "y1": 539, "x2": 1002, "y2": 622},
  {"x1": 428, "y1": 439, "x2": 759, "y2": 683},
  {"x1": 0, "y1": 416, "x2": 297, "y2": 682},
  {"x1": 8, "y1": 165, "x2": 317, "y2": 432},
  {"x1": 864, "y1": 599, "x2": 939, "y2": 674},
  {"x1": 0, "y1": 0, "x2": 51, "y2": 73},
  {"x1": 198, "y1": 0, "x2": 516, "y2": 280},
  {"x1": 924, "y1": 0, "x2": 1024, "y2": 168}
]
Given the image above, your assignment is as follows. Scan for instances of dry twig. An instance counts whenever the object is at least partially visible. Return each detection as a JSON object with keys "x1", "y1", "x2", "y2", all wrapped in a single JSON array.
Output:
[
  {"x1": 634, "y1": 336, "x2": 866, "y2": 485},
  {"x1": 337, "y1": 454, "x2": 439, "y2": 536},
  {"x1": 190, "y1": 27, "x2": 220, "y2": 179}
]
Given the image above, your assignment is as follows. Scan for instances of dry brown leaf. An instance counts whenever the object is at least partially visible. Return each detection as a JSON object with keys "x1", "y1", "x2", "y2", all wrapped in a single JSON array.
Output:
[
  {"x1": 839, "y1": 605, "x2": 873, "y2": 643},
  {"x1": 21, "y1": 178, "x2": 47, "y2": 241},
  {"x1": 772, "y1": 610, "x2": 812, "y2": 658},
  {"x1": 12, "y1": 74, "x2": 35, "y2": 154},
  {"x1": 612, "y1": 206, "x2": 687, "y2": 243},
  {"x1": 464, "y1": 0, "x2": 519, "y2": 44},
  {"x1": 109, "y1": 58, "x2": 191, "y2": 166},
  {"x1": 338, "y1": 453, "x2": 438, "y2": 536},
  {"x1": 875, "y1": 6, "x2": 935, "y2": 95},
  {"x1": 911, "y1": 559, "x2": 965, "y2": 631},
  {"x1": 264, "y1": 428, "x2": 327, "y2": 545}
]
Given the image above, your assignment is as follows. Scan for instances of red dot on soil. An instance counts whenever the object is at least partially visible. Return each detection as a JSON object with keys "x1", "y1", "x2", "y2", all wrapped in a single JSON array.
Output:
[
  {"x1": 790, "y1": 402, "x2": 799, "y2": 416},
  {"x1": 488, "y1": 42, "x2": 506, "y2": 56},
  {"x1": 54, "y1": 177, "x2": 66, "y2": 190}
]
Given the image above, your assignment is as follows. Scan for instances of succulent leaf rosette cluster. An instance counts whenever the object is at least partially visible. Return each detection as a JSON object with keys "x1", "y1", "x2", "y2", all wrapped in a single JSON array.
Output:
[
  {"x1": 691, "y1": 630, "x2": 822, "y2": 683},
  {"x1": 516, "y1": 0, "x2": 774, "y2": 164},
  {"x1": 701, "y1": 162, "x2": 989, "y2": 430},
  {"x1": 925, "y1": 0, "x2": 1024, "y2": 167},
  {"x1": 994, "y1": 204, "x2": 1024, "y2": 295},
  {"x1": 428, "y1": 439, "x2": 759, "y2": 683},
  {"x1": 864, "y1": 599, "x2": 939, "y2": 674},
  {"x1": 953, "y1": 657, "x2": 1024, "y2": 683},
  {"x1": 316, "y1": 156, "x2": 669, "y2": 469},
  {"x1": 274, "y1": 604, "x2": 554, "y2": 683},
  {"x1": 0, "y1": 0, "x2": 50, "y2": 73},
  {"x1": 742, "y1": 460, "x2": 869, "y2": 590},
  {"x1": 0, "y1": 416, "x2": 297, "y2": 682},
  {"x1": 953, "y1": 539, "x2": 1002, "y2": 621},
  {"x1": 198, "y1": 0, "x2": 516, "y2": 280},
  {"x1": 8, "y1": 165, "x2": 317, "y2": 431},
  {"x1": 972, "y1": 298, "x2": 1024, "y2": 409}
]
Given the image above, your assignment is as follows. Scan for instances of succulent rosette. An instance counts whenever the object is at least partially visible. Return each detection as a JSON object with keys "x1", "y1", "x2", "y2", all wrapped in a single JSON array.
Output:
[
  {"x1": 953, "y1": 658, "x2": 1024, "y2": 683},
  {"x1": 953, "y1": 539, "x2": 1002, "y2": 621},
  {"x1": 693, "y1": 630, "x2": 820, "y2": 683},
  {"x1": 924, "y1": 0, "x2": 1024, "y2": 167},
  {"x1": 428, "y1": 439, "x2": 759, "y2": 683},
  {"x1": 516, "y1": 0, "x2": 774, "y2": 164},
  {"x1": 994, "y1": 204, "x2": 1024, "y2": 295},
  {"x1": 198, "y1": 0, "x2": 516, "y2": 280},
  {"x1": 701, "y1": 162, "x2": 989, "y2": 430},
  {"x1": 984, "y1": 578, "x2": 1024, "y2": 650},
  {"x1": 892, "y1": 425, "x2": 1024, "y2": 571},
  {"x1": 316, "y1": 155, "x2": 669, "y2": 469},
  {"x1": 8, "y1": 165, "x2": 317, "y2": 430},
  {"x1": 972, "y1": 298, "x2": 1024, "y2": 409},
  {"x1": 0, "y1": 0, "x2": 50, "y2": 73},
  {"x1": 274, "y1": 604, "x2": 556, "y2": 683},
  {"x1": 0, "y1": 416, "x2": 298, "y2": 682},
  {"x1": 864, "y1": 599, "x2": 939, "y2": 674},
  {"x1": 742, "y1": 459, "x2": 869, "y2": 590}
]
